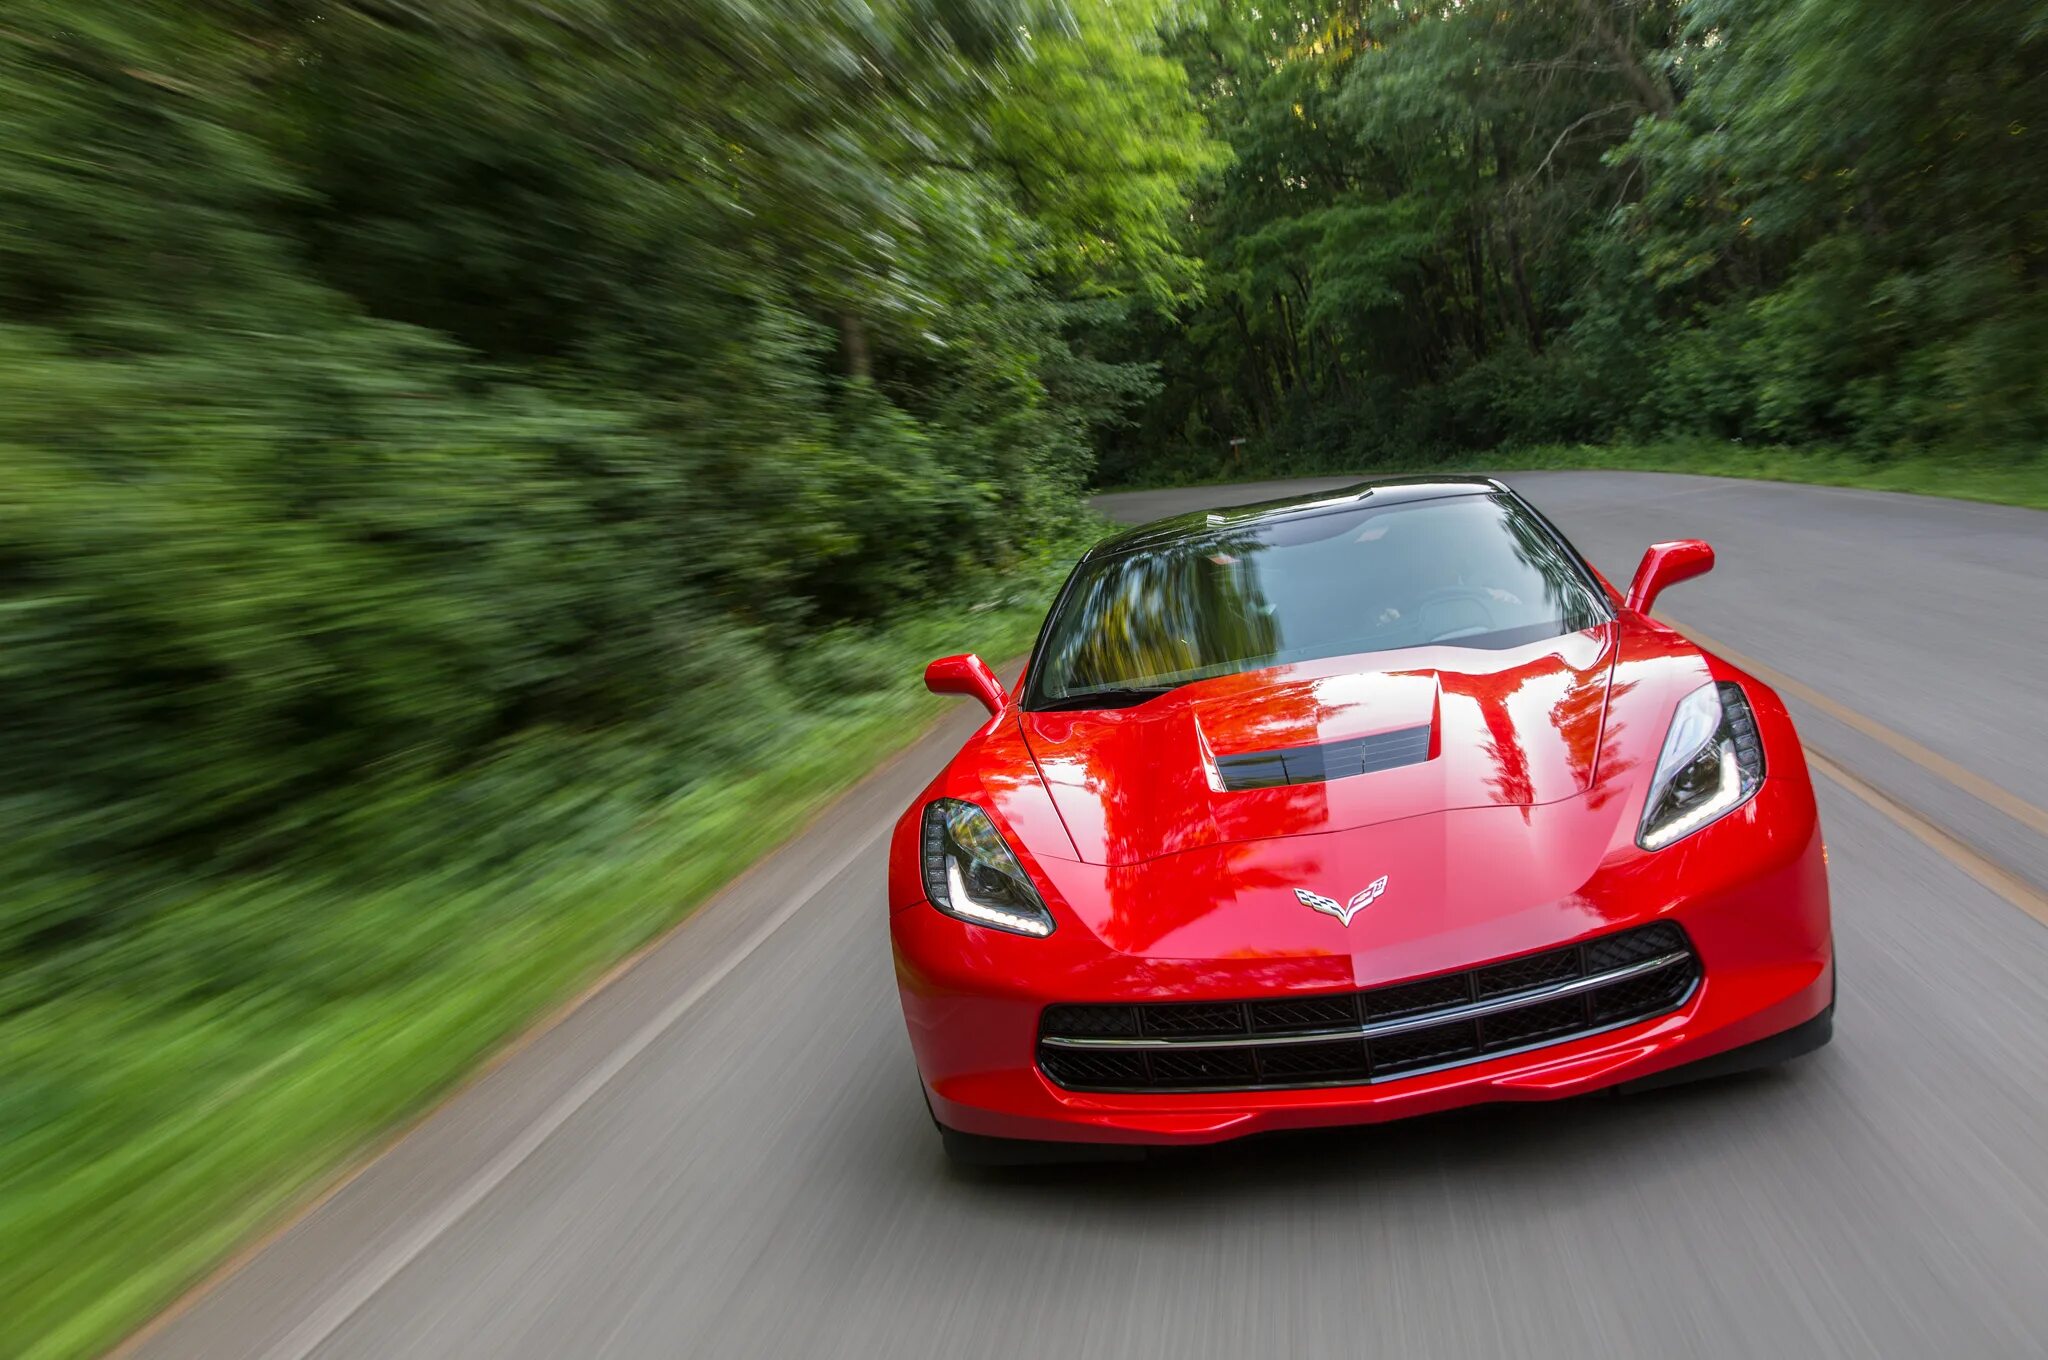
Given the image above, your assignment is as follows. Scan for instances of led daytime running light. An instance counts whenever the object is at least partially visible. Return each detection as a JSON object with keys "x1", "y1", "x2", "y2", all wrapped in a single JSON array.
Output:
[
  {"x1": 1638, "y1": 682, "x2": 1766, "y2": 850},
  {"x1": 921, "y1": 799, "x2": 1056, "y2": 938}
]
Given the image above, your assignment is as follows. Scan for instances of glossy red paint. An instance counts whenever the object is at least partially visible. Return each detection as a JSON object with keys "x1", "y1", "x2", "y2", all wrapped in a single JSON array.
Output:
[
  {"x1": 924, "y1": 652, "x2": 1007, "y2": 716},
  {"x1": 891, "y1": 524, "x2": 1831, "y2": 1149},
  {"x1": 1625, "y1": 539, "x2": 1716, "y2": 615},
  {"x1": 1021, "y1": 627, "x2": 1615, "y2": 867}
]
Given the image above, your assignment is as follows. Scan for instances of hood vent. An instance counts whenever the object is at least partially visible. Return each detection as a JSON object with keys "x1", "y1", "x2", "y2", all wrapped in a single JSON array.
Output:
[{"x1": 1215, "y1": 723, "x2": 1433, "y2": 792}]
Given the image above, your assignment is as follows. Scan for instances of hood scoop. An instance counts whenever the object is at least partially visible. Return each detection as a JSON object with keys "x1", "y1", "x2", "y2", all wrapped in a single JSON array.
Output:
[
  {"x1": 1212, "y1": 724, "x2": 1434, "y2": 791},
  {"x1": 1020, "y1": 628, "x2": 1617, "y2": 867}
]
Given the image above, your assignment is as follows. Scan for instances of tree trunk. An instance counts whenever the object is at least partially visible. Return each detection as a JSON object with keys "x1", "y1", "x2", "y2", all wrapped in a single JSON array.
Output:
[
  {"x1": 1465, "y1": 224, "x2": 1489, "y2": 356},
  {"x1": 1505, "y1": 222, "x2": 1544, "y2": 351},
  {"x1": 1491, "y1": 126, "x2": 1547, "y2": 352},
  {"x1": 1574, "y1": 0, "x2": 1675, "y2": 117},
  {"x1": 1227, "y1": 297, "x2": 1276, "y2": 431},
  {"x1": 1320, "y1": 325, "x2": 1354, "y2": 399},
  {"x1": 838, "y1": 312, "x2": 871, "y2": 380},
  {"x1": 1273, "y1": 291, "x2": 1305, "y2": 392}
]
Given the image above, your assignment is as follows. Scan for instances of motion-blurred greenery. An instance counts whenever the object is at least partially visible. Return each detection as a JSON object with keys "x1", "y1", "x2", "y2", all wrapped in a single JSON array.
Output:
[
  {"x1": 4, "y1": 1, "x2": 2043, "y2": 1355},
  {"x1": 0, "y1": 2, "x2": 1207, "y2": 1355},
  {"x1": 1, "y1": 570, "x2": 1072, "y2": 1360}
]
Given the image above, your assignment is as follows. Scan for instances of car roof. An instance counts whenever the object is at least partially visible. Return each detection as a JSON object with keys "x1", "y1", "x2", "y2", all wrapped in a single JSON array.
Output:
[{"x1": 1088, "y1": 475, "x2": 1506, "y2": 560}]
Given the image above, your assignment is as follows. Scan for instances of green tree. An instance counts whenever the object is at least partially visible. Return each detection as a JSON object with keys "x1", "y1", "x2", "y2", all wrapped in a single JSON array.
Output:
[
  {"x1": 1105, "y1": 0, "x2": 2046, "y2": 480},
  {"x1": 0, "y1": 6, "x2": 1223, "y2": 1351}
]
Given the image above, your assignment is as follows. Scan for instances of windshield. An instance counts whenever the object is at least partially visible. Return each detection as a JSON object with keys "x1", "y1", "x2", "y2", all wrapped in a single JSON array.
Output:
[{"x1": 1027, "y1": 493, "x2": 1608, "y2": 709}]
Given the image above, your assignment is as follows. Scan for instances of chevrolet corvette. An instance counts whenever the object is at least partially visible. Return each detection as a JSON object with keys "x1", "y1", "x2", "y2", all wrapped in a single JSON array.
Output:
[{"x1": 891, "y1": 477, "x2": 1834, "y2": 1163}]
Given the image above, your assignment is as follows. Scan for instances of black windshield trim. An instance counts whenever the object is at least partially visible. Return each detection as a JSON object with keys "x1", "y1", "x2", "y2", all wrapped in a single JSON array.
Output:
[{"x1": 1031, "y1": 684, "x2": 1182, "y2": 712}]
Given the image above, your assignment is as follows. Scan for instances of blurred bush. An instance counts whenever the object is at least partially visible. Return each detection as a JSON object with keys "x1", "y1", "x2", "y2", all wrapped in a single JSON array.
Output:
[
  {"x1": 0, "y1": 0, "x2": 1207, "y2": 993},
  {"x1": 0, "y1": 3, "x2": 1213, "y2": 1352}
]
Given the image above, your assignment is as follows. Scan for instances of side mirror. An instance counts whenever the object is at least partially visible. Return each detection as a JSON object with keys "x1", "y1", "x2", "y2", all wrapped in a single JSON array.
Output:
[
  {"x1": 1625, "y1": 540, "x2": 1715, "y2": 615},
  {"x1": 924, "y1": 653, "x2": 1008, "y2": 717}
]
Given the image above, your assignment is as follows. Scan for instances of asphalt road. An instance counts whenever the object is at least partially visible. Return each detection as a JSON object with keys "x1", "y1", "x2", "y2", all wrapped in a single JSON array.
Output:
[{"x1": 126, "y1": 473, "x2": 2048, "y2": 1360}]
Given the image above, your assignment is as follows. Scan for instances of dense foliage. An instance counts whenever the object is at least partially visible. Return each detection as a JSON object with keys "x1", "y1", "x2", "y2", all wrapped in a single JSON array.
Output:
[
  {"x1": 4, "y1": 2, "x2": 2041, "y2": 1351},
  {"x1": 0, "y1": 5, "x2": 1216, "y2": 1353},
  {"x1": 0, "y1": 0, "x2": 1215, "y2": 1004},
  {"x1": 1101, "y1": 0, "x2": 2048, "y2": 481}
]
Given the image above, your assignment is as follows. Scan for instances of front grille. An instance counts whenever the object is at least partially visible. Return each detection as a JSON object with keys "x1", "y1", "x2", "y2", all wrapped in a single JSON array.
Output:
[
  {"x1": 1036, "y1": 922, "x2": 1699, "y2": 1093},
  {"x1": 1142, "y1": 1002, "x2": 1246, "y2": 1035}
]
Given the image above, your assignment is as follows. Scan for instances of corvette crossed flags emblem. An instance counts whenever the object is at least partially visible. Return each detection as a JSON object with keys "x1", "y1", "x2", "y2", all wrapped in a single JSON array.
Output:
[{"x1": 1295, "y1": 876, "x2": 1389, "y2": 927}]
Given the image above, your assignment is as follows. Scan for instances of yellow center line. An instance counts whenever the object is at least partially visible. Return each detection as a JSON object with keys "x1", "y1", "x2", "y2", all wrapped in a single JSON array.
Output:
[
  {"x1": 1659, "y1": 614, "x2": 2048, "y2": 839},
  {"x1": 1656, "y1": 613, "x2": 2048, "y2": 926},
  {"x1": 1804, "y1": 749, "x2": 2048, "y2": 928}
]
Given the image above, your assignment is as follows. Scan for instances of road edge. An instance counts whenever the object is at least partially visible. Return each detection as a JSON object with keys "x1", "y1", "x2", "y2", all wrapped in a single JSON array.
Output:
[{"x1": 101, "y1": 697, "x2": 972, "y2": 1360}]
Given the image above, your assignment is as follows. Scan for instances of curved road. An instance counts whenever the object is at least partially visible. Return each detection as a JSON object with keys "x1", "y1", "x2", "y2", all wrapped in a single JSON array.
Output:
[{"x1": 126, "y1": 473, "x2": 2048, "y2": 1360}]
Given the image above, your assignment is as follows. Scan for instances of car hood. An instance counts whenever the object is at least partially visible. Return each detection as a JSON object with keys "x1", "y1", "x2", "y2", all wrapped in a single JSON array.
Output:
[
  {"x1": 1024, "y1": 794, "x2": 1645, "y2": 973},
  {"x1": 1019, "y1": 626, "x2": 1618, "y2": 868}
]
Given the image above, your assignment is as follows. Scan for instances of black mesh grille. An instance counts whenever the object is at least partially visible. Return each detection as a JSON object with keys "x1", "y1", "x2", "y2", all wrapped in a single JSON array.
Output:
[
  {"x1": 1039, "y1": 1004, "x2": 1139, "y2": 1037},
  {"x1": 1252, "y1": 994, "x2": 1359, "y2": 1031},
  {"x1": 1257, "y1": 1038, "x2": 1370, "y2": 1081},
  {"x1": 1583, "y1": 922, "x2": 1684, "y2": 973},
  {"x1": 1479, "y1": 996, "x2": 1589, "y2": 1050},
  {"x1": 1037, "y1": 922, "x2": 1699, "y2": 1092},
  {"x1": 1142, "y1": 1003, "x2": 1245, "y2": 1035},
  {"x1": 1147, "y1": 1047, "x2": 1257, "y2": 1086},
  {"x1": 1473, "y1": 946, "x2": 1582, "y2": 998},
  {"x1": 1588, "y1": 960, "x2": 1697, "y2": 1023},
  {"x1": 1370, "y1": 1020, "x2": 1480, "y2": 1075},
  {"x1": 1039, "y1": 1049, "x2": 1150, "y2": 1088},
  {"x1": 1363, "y1": 973, "x2": 1472, "y2": 1019}
]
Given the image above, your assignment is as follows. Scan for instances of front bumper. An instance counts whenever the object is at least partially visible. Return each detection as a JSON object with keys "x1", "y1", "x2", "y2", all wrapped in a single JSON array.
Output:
[{"x1": 892, "y1": 802, "x2": 1832, "y2": 1147}]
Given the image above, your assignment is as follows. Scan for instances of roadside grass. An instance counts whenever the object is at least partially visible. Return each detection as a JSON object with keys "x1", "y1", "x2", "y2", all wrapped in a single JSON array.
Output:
[
  {"x1": 1106, "y1": 438, "x2": 2048, "y2": 512},
  {"x1": 0, "y1": 548, "x2": 1082, "y2": 1360}
]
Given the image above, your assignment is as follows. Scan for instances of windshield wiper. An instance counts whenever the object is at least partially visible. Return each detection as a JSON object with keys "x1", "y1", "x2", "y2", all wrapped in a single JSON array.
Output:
[{"x1": 1031, "y1": 684, "x2": 1179, "y2": 712}]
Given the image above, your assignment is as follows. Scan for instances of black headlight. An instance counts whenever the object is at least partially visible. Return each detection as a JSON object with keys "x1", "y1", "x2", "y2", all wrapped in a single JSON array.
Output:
[
  {"x1": 920, "y1": 799, "x2": 1056, "y2": 937},
  {"x1": 1638, "y1": 681, "x2": 1766, "y2": 850}
]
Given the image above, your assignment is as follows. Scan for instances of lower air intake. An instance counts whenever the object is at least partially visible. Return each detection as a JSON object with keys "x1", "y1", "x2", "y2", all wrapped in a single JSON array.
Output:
[{"x1": 1036, "y1": 922, "x2": 1699, "y2": 1093}]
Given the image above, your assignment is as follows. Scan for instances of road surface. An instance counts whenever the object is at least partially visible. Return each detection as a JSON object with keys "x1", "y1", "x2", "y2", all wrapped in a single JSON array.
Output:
[{"x1": 125, "y1": 473, "x2": 2048, "y2": 1360}]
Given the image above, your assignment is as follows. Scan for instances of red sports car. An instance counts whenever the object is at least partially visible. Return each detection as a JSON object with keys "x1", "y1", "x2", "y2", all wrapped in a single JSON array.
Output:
[{"x1": 890, "y1": 478, "x2": 1834, "y2": 1163}]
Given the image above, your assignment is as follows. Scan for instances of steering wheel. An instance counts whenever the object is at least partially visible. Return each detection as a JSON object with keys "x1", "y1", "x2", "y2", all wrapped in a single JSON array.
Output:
[{"x1": 1410, "y1": 585, "x2": 1499, "y2": 639}]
